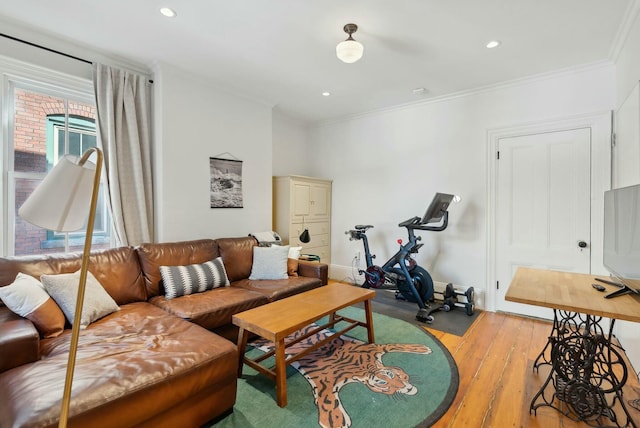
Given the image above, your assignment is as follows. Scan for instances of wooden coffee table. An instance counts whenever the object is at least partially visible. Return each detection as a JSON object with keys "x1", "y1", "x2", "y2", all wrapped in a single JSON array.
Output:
[{"x1": 232, "y1": 283, "x2": 376, "y2": 407}]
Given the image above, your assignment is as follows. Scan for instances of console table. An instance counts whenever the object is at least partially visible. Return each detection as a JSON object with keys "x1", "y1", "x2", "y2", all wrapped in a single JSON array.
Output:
[{"x1": 506, "y1": 267, "x2": 640, "y2": 427}]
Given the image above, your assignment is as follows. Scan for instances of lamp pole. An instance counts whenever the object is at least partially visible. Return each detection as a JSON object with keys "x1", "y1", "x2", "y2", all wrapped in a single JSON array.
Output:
[{"x1": 58, "y1": 147, "x2": 103, "y2": 428}]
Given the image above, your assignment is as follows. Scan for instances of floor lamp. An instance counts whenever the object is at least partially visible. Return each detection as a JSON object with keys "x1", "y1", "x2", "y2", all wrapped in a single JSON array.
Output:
[{"x1": 18, "y1": 147, "x2": 103, "y2": 428}]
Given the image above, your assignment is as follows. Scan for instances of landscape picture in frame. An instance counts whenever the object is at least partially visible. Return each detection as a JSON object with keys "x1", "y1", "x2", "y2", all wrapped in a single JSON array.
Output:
[{"x1": 210, "y1": 157, "x2": 243, "y2": 208}]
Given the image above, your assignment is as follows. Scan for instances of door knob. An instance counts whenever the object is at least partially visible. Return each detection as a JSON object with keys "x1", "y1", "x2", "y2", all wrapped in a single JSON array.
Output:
[{"x1": 577, "y1": 241, "x2": 588, "y2": 248}]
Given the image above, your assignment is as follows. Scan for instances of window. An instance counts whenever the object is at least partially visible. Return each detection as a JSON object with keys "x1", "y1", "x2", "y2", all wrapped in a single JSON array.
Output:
[{"x1": 9, "y1": 84, "x2": 111, "y2": 256}]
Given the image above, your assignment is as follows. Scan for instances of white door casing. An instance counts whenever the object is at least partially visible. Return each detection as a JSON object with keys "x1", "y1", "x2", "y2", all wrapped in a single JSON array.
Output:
[{"x1": 487, "y1": 112, "x2": 612, "y2": 316}]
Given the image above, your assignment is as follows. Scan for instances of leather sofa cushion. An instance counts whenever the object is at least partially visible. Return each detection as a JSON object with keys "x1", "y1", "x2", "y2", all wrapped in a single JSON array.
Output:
[
  {"x1": 0, "y1": 247, "x2": 146, "y2": 306},
  {"x1": 0, "y1": 302, "x2": 237, "y2": 427},
  {"x1": 0, "y1": 308, "x2": 39, "y2": 373},
  {"x1": 297, "y1": 260, "x2": 329, "y2": 285},
  {"x1": 216, "y1": 236, "x2": 257, "y2": 281},
  {"x1": 149, "y1": 286, "x2": 269, "y2": 330},
  {"x1": 136, "y1": 239, "x2": 220, "y2": 298},
  {"x1": 233, "y1": 276, "x2": 322, "y2": 302}
]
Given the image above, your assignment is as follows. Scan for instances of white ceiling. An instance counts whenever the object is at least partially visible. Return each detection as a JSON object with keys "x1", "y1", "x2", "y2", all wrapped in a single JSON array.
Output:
[{"x1": 0, "y1": 0, "x2": 634, "y2": 123}]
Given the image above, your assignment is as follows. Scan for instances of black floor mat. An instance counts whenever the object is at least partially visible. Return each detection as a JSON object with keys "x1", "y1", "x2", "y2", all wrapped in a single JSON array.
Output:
[{"x1": 370, "y1": 288, "x2": 480, "y2": 336}]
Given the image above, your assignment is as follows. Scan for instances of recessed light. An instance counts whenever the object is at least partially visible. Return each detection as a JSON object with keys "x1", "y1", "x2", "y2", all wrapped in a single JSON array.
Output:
[
  {"x1": 160, "y1": 7, "x2": 177, "y2": 18},
  {"x1": 486, "y1": 40, "x2": 501, "y2": 49},
  {"x1": 322, "y1": 92, "x2": 331, "y2": 97}
]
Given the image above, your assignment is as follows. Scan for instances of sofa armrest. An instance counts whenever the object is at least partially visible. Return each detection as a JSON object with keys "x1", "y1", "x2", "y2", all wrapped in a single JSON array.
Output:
[
  {"x1": 297, "y1": 261, "x2": 328, "y2": 285},
  {"x1": 0, "y1": 308, "x2": 39, "y2": 373}
]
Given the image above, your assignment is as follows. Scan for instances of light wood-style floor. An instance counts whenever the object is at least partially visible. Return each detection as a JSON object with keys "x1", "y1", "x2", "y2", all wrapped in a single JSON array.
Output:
[{"x1": 426, "y1": 311, "x2": 640, "y2": 427}]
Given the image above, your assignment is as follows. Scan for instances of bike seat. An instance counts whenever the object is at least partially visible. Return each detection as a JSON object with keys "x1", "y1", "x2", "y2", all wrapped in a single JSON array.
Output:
[{"x1": 355, "y1": 224, "x2": 374, "y2": 231}]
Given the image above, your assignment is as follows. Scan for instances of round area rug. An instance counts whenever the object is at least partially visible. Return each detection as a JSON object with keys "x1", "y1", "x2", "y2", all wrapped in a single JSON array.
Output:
[{"x1": 212, "y1": 306, "x2": 458, "y2": 428}]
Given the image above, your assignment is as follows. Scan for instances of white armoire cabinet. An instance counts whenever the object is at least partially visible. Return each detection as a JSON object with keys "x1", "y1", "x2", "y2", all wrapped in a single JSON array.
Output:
[{"x1": 273, "y1": 175, "x2": 332, "y2": 264}]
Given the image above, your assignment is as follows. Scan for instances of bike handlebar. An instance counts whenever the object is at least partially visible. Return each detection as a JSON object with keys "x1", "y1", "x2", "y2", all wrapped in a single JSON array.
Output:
[
  {"x1": 409, "y1": 211, "x2": 449, "y2": 232},
  {"x1": 398, "y1": 216, "x2": 421, "y2": 228},
  {"x1": 348, "y1": 211, "x2": 448, "y2": 240},
  {"x1": 399, "y1": 212, "x2": 449, "y2": 232}
]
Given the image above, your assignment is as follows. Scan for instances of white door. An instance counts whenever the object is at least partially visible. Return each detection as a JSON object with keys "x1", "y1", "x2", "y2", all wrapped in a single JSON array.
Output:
[{"x1": 495, "y1": 128, "x2": 592, "y2": 318}]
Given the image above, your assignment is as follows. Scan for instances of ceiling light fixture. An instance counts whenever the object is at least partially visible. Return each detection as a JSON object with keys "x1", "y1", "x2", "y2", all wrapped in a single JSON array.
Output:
[
  {"x1": 322, "y1": 92, "x2": 331, "y2": 97},
  {"x1": 160, "y1": 7, "x2": 177, "y2": 18},
  {"x1": 486, "y1": 40, "x2": 501, "y2": 49},
  {"x1": 336, "y1": 23, "x2": 364, "y2": 63}
]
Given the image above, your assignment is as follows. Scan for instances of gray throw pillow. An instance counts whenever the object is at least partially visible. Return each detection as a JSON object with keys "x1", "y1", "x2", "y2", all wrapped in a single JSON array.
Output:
[
  {"x1": 41, "y1": 270, "x2": 119, "y2": 328},
  {"x1": 160, "y1": 257, "x2": 230, "y2": 300},
  {"x1": 249, "y1": 245, "x2": 289, "y2": 280}
]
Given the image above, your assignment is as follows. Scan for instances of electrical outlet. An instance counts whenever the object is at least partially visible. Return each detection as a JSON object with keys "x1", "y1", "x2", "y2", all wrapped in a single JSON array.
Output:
[{"x1": 354, "y1": 251, "x2": 361, "y2": 265}]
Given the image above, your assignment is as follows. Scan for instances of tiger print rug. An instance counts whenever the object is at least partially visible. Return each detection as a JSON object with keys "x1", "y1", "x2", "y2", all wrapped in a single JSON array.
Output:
[{"x1": 212, "y1": 306, "x2": 459, "y2": 428}]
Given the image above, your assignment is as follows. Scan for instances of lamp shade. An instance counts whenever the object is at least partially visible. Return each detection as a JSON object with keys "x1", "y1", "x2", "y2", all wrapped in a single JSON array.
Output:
[
  {"x1": 336, "y1": 39, "x2": 364, "y2": 63},
  {"x1": 19, "y1": 155, "x2": 96, "y2": 232},
  {"x1": 299, "y1": 228, "x2": 310, "y2": 243}
]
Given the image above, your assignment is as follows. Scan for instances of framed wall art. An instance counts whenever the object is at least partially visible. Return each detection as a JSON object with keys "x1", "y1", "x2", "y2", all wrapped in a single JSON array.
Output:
[{"x1": 210, "y1": 156, "x2": 243, "y2": 208}]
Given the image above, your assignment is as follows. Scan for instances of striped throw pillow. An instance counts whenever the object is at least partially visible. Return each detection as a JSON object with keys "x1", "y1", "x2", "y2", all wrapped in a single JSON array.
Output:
[{"x1": 160, "y1": 257, "x2": 230, "y2": 300}]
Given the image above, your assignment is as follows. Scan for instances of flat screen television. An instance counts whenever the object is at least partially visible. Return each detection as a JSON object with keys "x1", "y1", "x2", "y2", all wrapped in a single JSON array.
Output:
[
  {"x1": 421, "y1": 193, "x2": 456, "y2": 224},
  {"x1": 603, "y1": 184, "x2": 640, "y2": 297}
]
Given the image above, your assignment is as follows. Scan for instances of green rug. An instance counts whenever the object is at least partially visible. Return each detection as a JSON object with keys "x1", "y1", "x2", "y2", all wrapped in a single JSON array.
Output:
[{"x1": 212, "y1": 307, "x2": 458, "y2": 428}]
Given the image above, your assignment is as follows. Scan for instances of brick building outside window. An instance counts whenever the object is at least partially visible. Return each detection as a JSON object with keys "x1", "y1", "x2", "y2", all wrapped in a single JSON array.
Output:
[{"x1": 12, "y1": 87, "x2": 111, "y2": 256}]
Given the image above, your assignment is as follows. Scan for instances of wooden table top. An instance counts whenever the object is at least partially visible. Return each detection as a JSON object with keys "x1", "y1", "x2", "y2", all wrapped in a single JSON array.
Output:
[
  {"x1": 505, "y1": 267, "x2": 640, "y2": 323},
  {"x1": 232, "y1": 283, "x2": 376, "y2": 341}
]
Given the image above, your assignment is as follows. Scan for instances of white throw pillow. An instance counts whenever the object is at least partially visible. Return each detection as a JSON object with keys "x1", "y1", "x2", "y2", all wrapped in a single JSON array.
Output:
[
  {"x1": 288, "y1": 246, "x2": 302, "y2": 259},
  {"x1": 0, "y1": 273, "x2": 50, "y2": 317},
  {"x1": 41, "y1": 270, "x2": 119, "y2": 328},
  {"x1": 287, "y1": 246, "x2": 303, "y2": 276},
  {"x1": 0, "y1": 273, "x2": 66, "y2": 338},
  {"x1": 249, "y1": 245, "x2": 290, "y2": 280}
]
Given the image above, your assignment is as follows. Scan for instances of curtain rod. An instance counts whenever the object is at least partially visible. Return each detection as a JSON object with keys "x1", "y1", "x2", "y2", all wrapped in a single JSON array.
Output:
[
  {"x1": 0, "y1": 32, "x2": 154, "y2": 84},
  {"x1": 1, "y1": 32, "x2": 92, "y2": 65}
]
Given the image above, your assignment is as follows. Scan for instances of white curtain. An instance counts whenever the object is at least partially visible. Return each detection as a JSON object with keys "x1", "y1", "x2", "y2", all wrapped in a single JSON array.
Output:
[{"x1": 93, "y1": 63, "x2": 154, "y2": 246}]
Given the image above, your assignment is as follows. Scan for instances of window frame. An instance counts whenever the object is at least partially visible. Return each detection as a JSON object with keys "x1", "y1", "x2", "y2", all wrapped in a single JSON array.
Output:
[{"x1": 2, "y1": 64, "x2": 112, "y2": 256}]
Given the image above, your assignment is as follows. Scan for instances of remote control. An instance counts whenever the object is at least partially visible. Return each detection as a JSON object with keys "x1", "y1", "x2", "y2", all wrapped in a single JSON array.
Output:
[{"x1": 592, "y1": 283, "x2": 606, "y2": 292}]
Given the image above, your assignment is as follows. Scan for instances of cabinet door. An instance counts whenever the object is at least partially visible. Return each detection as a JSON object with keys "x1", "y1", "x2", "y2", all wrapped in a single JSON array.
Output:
[
  {"x1": 309, "y1": 184, "x2": 330, "y2": 219},
  {"x1": 292, "y1": 183, "x2": 310, "y2": 217}
]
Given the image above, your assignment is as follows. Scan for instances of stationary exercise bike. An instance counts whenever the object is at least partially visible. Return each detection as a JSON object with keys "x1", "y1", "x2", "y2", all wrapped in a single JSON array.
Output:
[{"x1": 346, "y1": 193, "x2": 457, "y2": 323}]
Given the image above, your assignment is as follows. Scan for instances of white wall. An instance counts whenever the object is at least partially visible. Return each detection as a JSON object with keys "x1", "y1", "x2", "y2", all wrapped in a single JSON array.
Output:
[
  {"x1": 0, "y1": 37, "x2": 92, "y2": 81},
  {"x1": 153, "y1": 63, "x2": 273, "y2": 242},
  {"x1": 309, "y1": 64, "x2": 615, "y2": 309},
  {"x1": 614, "y1": 8, "x2": 640, "y2": 189},
  {"x1": 0, "y1": 17, "x2": 150, "y2": 81},
  {"x1": 616, "y1": 8, "x2": 640, "y2": 108},
  {"x1": 0, "y1": 25, "x2": 277, "y2": 245},
  {"x1": 612, "y1": 7, "x2": 640, "y2": 375},
  {"x1": 272, "y1": 108, "x2": 310, "y2": 176}
]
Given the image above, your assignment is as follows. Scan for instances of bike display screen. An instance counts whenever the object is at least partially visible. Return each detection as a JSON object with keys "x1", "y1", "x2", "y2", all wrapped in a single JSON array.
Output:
[{"x1": 421, "y1": 193, "x2": 455, "y2": 224}]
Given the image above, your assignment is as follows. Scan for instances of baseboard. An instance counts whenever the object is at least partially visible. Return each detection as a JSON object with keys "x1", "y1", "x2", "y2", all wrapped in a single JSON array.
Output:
[{"x1": 330, "y1": 264, "x2": 364, "y2": 285}]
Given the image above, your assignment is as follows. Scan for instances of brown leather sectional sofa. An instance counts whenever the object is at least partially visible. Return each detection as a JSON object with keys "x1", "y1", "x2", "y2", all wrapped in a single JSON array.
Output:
[{"x1": 0, "y1": 236, "x2": 328, "y2": 428}]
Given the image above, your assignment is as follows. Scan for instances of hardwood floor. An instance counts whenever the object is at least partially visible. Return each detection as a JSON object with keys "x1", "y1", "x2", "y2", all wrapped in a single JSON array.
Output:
[{"x1": 426, "y1": 311, "x2": 640, "y2": 427}]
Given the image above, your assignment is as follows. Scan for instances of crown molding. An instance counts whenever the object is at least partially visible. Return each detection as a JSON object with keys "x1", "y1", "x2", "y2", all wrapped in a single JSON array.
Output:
[{"x1": 609, "y1": 0, "x2": 640, "y2": 62}]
